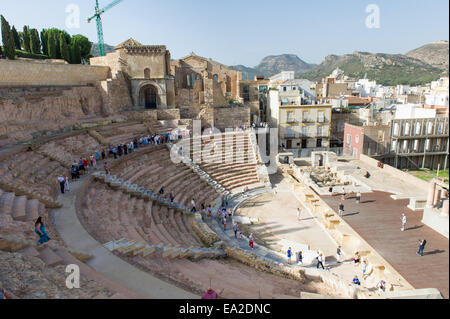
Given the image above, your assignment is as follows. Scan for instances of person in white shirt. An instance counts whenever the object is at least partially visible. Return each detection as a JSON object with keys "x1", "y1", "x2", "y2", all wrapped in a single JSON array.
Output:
[
  {"x1": 401, "y1": 213, "x2": 407, "y2": 231},
  {"x1": 64, "y1": 176, "x2": 70, "y2": 192},
  {"x1": 57, "y1": 176, "x2": 65, "y2": 194}
]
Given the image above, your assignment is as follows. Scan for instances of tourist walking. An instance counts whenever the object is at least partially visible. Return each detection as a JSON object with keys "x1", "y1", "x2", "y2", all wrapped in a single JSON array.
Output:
[
  {"x1": 356, "y1": 191, "x2": 361, "y2": 204},
  {"x1": 249, "y1": 233, "x2": 254, "y2": 249},
  {"x1": 64, "y1": 176, "x2": 70, "y2": 192},
  {"x1": 104, "y1": 162, "x2": 109, "y2": 175},
  {"x1": 58, "y1": 176, "x2": 65, "y2": 194},
  {"x1": 191, "y1": 199, "x2": 196, "y2": 213},
  {"x1": 336, "y1": 246, "x2": 342, "y2": 263},
  {"x1": 35, "y1": 216, "x2": 51, "y2": 245},
  {"x1": 83, "y1": 158, "x2": 89, "y2": 172},
  {"x1": 417, "y1": 239, "x2": 427, "y2": 256},
  {"x1": 353, "y1": 252, "x2": 361, "y2": 264},
  {"x1": 341, "y1": 188, "x2": 346, "y2": 200},
  {"x1": 92, "y1": 156, "x2": 97, "y2": 169},
  {"x1": 287, "y1": 247, "x2": 292, "y2": 264},
  {"x1": 169, "y1": 192, "x2": 174, "y2": 203},
  {"x1": 376, "y1": 280, "x2": 386, "y2": 292},
  {"x1": 317, "y1": 253, "x2": 325, "y2": 269},
  {"x1": 401, "y1": 213, "x2": 407, "y2": 231},
  {"x1": 353, "y1": 275, "x2": 361, "y2": 285},
  {"x1": 233, "y1": 223, "x2": 239, "y2": 238},
  {"x1": 297, "y1": 251, "x2": 303, "y2": 265},
  {"x1": 223, "y1": 216, "x2": 227, "y2": 231},
  {"x1": 338, "y1": 203, "x2": 344, "y2": 217},
  {"x1": 361, "y1": 259, "x2": 368, "y2": 279}
]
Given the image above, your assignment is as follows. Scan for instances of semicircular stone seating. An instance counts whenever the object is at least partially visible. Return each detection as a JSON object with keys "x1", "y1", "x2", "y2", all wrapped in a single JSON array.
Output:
[
  {"x1": 0, "y1": 150, "x2": 68, "y2": 199},
  {"x1": 185, "y1": 131, "x2": 264, "y2": 193},
  {"x1": 39, "y1": 133, "x2": 102, "y2": 165},
  {"x1": 109, "y1": 146, "x2": 221, "y2": 209}
]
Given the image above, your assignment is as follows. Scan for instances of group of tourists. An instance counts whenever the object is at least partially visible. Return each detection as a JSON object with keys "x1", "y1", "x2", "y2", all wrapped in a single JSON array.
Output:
[
  {"x1": 59, "y1": 130, "x2": 181, "y2": 196},
  {"x1": 286, "y1": 247, "x2": 303, "y2": 266}
]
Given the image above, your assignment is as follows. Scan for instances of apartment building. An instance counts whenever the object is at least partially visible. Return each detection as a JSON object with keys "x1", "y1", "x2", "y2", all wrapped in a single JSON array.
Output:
[
  {"x1": 278, "y1": 104, "x2": 332, "y2": 150},
  {"x1": 390, "y1": 116, "x2": 449, "y2": 170}
]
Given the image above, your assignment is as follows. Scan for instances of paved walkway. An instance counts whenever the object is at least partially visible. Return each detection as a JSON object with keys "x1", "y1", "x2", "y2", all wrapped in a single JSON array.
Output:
[
  {"x1": 227, "y1": 176, "x2": 364, "y2": 287},
  {"x1": 321, "y1": 191, "x2": 449, "y2": 299},
  {"x1": 52, "y1": 172, "x2": 198, "y2": 299}
]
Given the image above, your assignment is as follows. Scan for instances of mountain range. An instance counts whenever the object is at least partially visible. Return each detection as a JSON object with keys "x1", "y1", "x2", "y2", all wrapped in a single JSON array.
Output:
[{"x1": 232, "y1": 41, "x2": 449, "y2": 86}]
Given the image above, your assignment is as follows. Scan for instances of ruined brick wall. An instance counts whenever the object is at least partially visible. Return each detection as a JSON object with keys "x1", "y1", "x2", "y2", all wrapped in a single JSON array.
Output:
[
  {"x1": 95, "y1": 71, "x2": 133, "y2": 115},
  {"x1": 0, "y1": 86, "x2": 104, "y2": 145},
  {"x1": 157, "y1": 109, "x2": 180, "y2": 120},
  {"x1": 213, "y1": 106, "x2": 250, "y2": 130}
]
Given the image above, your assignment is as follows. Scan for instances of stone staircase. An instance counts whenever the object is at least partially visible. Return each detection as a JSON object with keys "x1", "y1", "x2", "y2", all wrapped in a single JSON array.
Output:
[
  {"x1": 91, "y1": 171, "x2": 190, "y2": 212},
  {"x1": 166, "y1": 142, "x2": 230, "y2": 196},
  {"x1": 103, "y1": 238, "x2": 226, "y2": 260}
]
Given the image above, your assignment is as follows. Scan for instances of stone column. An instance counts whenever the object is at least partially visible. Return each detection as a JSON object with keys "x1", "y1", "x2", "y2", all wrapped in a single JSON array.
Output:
[
  {"x1": 442, "y1": 199, "x2": 449, "y2": 217},
  {"x1": 434, "y1": 188, "x2": 442, "y2": 207},
  {"x1": 427, "y1": 181, "x2": 436, "y2": 207}
]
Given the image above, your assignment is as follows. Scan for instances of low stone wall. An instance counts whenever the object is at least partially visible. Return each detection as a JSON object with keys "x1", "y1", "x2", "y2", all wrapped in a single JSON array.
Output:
[
  {"x1": 225, "y1": 246, "x2": 306, "y2": 283},
  {"x1": 0, "y1": 60, "x2": 110, "y2": 87},
  {"x1": 190, "y1": 213, "x2": 221, "y2": 247},
  {"x1": 87, "y1": 130, "x2": 109, "y2": 146},
  {"x1": 359, "y1": 154, "x2": 429, "y2": 191},
  {"x1": 157, "y1": 109, "x2": 180, "y2": 120}
]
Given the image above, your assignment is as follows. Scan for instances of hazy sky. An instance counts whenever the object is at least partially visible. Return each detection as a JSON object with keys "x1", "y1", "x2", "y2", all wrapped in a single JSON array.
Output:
[{"x1": 1, "y1": 0, "x2": 448, "y2": 66}]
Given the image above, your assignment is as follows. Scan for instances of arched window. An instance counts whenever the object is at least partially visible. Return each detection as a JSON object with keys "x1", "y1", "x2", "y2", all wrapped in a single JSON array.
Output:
[
  {"x1": 196, "y1": 74, "x2": 201, "y2": 80},
  {"x1": 192, "y1": 72, "x2": 196, "y2": 86},
  {"x1": 144, "y1": 68, "x2": 151, "y2": 79}
]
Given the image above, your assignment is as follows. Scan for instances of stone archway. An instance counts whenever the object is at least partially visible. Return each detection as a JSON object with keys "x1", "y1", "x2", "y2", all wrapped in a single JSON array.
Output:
[{"x1": 139, "y1": 84, "x2": 159, "y2": 109}]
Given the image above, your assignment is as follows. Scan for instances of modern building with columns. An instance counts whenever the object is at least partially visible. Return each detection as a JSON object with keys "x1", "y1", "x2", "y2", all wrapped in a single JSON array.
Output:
[{"x1": 422, "y1": 178, "x2": 449, "y2": 238}]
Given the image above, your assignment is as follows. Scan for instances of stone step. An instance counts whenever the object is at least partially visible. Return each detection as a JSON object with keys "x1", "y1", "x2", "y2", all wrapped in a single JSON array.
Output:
[
  {"x1": 18, "y1": 245, "x2": 40, "y2": 258},
  {"x1": 25, "y1": 199, "x2": 40, "y2": 221},
  {"x1": 38, "y1": 246, "x2": 64, "y2": 267},
  {"x1": 11, "y1": 195, "x2": 27, "y2": 221},
  {"x1": 0, "y1": 192, "x2": 15, "y2": 216}
]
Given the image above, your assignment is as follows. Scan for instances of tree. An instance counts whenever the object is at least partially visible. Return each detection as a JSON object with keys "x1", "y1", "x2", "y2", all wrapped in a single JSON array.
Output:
[
  {"x1": 1, "y1": 15, "x2": 15, "y2": 59},
  {"x1": 30, "y1": 28, "x2": 41, "y2": 54},
  {"x1": 11, "y1": 26, "x2": 21, "y2": 50},
  {"x1": 71, "y1": 34, "x2": 92, "y2": 60},
  {"x1": 22, "y1": 25, "x2": 31, "y2": 52},
  {"x1": 40, "y1": 29, "x2": 48, "y2": 56},
  {"x1": 70, "y1": 41, "x2": 81, "y2": 64},
  {"x1": 59, "y1": 33, "x2": 70, "y2": 62},
  {"x1": 47, "y1": 32, "x2": 57, "y2": 59}
]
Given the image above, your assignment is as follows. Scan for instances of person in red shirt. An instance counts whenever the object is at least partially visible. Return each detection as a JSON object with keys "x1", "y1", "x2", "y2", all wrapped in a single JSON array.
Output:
[{"x1": 83, "y1": 158, "x2": 89, "y2": 172}]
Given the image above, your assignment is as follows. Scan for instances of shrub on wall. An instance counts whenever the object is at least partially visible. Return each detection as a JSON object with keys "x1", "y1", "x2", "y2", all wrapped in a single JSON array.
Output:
[{"x1": 15, "y1": 49, "x2": 49, "y2": 59}]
